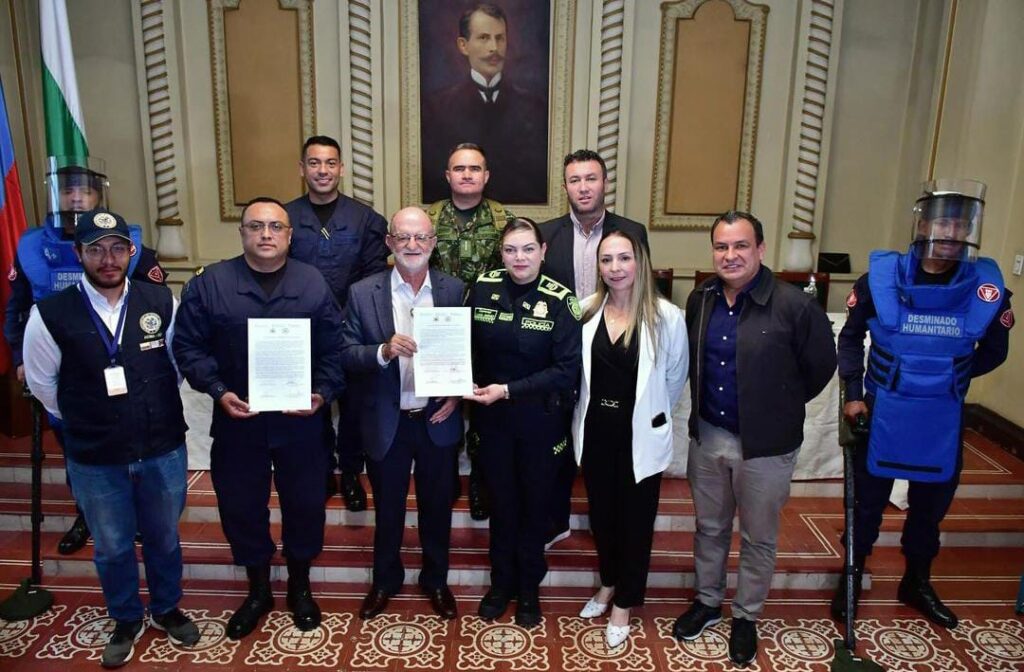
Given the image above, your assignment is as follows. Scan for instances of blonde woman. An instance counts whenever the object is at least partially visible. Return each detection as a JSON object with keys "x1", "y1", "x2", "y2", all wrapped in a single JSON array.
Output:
[{"x1": 572, "y1": 229, "x2": 688, "y2": 648}]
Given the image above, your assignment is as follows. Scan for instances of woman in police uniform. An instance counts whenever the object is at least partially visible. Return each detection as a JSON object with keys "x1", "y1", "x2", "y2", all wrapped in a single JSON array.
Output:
[{"x1": 466, "y1": 218, "x2": 582, "y2": 628}]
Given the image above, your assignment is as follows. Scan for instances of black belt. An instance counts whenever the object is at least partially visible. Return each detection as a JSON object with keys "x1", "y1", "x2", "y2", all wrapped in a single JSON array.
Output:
[{"x1": 400, "y1": 407, "x2": 426, "y2": 420}]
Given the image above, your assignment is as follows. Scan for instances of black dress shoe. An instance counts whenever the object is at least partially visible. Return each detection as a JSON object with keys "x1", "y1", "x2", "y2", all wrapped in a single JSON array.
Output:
[
  {"x1": 478, "y1": 587, "x2": 513, "y2": 620},
  {"x1": 514, "y1": 592, "x2": 542, "y2": 628},
  {"x1": 286, "y1": 560, "x2": 321, "y2": 632},
  {"x1": 340, "y1": 472, "x2": 368, "y2": 512},
  {"x1": 226, "y1": 588, "x2": 273, "y2": 640},
  {"x1": 58, "y1": 514, "x2": 91, "y2": 555},
  {"x1": 468, "y1": 470, "x2": 490, "y2": 521},
  {"x1": 672, "y1": 600, "x2": 722, "y2": 641},
  {"x1": 324, "y1": 472, "x2": 339, "y2": 502},
  {"x1": 728, "y1": 618, "x2": 758, "y2": 666},
  {"x1": 898, "y1": 575, "x2": 958, "y2": 628},
  {"x1": 359, "y1": 588, "x2": 391, "y2": 619},
  {"x1": 424, "y1": 586, "x2": 457, "y2": 620}
]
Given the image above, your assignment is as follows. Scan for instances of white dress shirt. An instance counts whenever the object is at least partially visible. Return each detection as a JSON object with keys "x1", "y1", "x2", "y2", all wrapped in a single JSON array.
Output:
[
  {"x1": 570, "y1": 210, "x2": 606, "y2": 300},
  {"x1": 470, "y1": 69, "x2": 503, "y2": 102},
  {"x1": 375, "y1": 268, "x2": 434, "y2": 410}
]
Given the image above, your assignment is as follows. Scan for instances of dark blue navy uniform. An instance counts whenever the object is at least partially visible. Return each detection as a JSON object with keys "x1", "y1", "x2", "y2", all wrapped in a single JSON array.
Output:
[
  {"x1": 838, "y1": 259, "x2": 1012, "y2": 565},
  {"x1": 286, "y1": 194, "x2": 389, "y2": 478},
  {"x1": 172, "y1": 256, "x2": 345, "y2": 566},
  {"x1": 469, "y1": 270, "x2": 582, "y2": 595}
]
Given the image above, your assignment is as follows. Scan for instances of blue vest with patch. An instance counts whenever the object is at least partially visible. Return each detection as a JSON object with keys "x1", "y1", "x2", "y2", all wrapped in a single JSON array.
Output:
[
  {"x1": 16, "y1": 217, "x2": 144, "y2": 301},
  {"x1": 864, "y1": 250, "x2": 1004, "y2": 482}
]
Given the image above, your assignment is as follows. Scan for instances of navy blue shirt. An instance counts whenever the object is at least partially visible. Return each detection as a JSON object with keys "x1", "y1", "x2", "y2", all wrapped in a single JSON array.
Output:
[{"x1": 699, "y1": 271, "x2": 763, "y2": 433}]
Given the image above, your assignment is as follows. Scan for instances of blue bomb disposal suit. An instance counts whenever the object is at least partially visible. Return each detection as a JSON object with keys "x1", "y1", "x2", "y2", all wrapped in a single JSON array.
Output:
[
  {"x1": 468, "y1": 270, "x2": 582, "y2": 598},
  {"x1": 834, "y1": 179, "x2": 1012, "y2": 628},
  {"x1": 172, "y1": 256, "x2": 345, "y2": 566}
]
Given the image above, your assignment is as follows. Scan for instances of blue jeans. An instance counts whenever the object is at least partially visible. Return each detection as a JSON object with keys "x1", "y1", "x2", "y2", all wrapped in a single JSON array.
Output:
[{"x1": 66, "y1": 445, "x2": 188, "y2": 623}]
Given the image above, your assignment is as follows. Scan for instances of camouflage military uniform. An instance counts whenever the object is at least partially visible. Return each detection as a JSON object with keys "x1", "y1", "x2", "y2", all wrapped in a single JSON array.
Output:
[
  {"x1": 426, "y1": 197, "x2": 515, "y2": 520},
  {"x1": 428, "y1": 198, "x2": 515, "y2": 287}
]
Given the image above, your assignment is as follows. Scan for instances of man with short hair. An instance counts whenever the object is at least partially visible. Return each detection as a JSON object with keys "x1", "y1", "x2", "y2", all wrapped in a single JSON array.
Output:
[
  {"x1": 428, "y1": 142, "x2": 515, "y2": 521},
  {"x1": 538, "y1": 149, "x2": 651, "y2": 549},
  {"x1": 23, "y1": 209, "x2": 197, "y2": 668},
  {"x1": 341, "y1": 207, "x2": 464, "y2": 620},
  {"x1": 173, "y1": 197, "x2": 345, "y2": 640},
  {"x1": 673, "y1": 211, "x2": 836, "y2": 666},
  {"x1": 286, "y1": 135, "x2": 389, "y2": 512},
  {"x1": 5, "y1": 157, "x2": 167, "y2": 557},
  {"x1": 420, "y1": 3, "x2": 548, "y2": 203}
]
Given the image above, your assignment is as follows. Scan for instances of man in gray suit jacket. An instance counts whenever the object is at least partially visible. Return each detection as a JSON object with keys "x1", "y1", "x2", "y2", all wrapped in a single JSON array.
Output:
[{"x1": 340, "y1": 207, "x2": 465, "y2": 621}]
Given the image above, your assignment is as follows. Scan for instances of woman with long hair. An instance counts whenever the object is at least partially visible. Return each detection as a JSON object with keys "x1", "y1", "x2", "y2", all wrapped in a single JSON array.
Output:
[
  {"x1": 465, "y1": 217, "x2": 582, "y2": 627},
  {"x1": 572, "y1": 229, "x2": 688, "y2": 647}
]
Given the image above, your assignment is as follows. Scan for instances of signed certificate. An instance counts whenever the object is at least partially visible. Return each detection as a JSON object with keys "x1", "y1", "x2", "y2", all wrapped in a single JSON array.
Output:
[
  {"x1": 247, "y1": 318, "x2": 311, "y2": 412},
  {"x1": 412, "y1": 307, "x2": 473, "y2": 397}
]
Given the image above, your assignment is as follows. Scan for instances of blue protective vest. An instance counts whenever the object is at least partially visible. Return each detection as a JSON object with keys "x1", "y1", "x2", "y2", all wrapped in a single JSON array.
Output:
[
  {"x1": 864, "y1": 250, "x2": 1004, "y2": 482},
  {"x1": 16, "y1": 217, "x2": 144, "y2": 301}
]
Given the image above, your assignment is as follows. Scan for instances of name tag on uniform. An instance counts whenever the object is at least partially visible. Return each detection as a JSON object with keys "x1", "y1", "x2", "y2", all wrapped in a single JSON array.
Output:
[
  {"x1": 139, "y1": 338, "x2": 166, "y2": 352},
  {"x1": 104, "y1": 366, "x2": 128, "y2": 396}
]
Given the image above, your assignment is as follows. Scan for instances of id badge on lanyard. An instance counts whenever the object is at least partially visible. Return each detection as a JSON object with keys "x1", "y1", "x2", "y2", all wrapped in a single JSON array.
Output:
[{"x1": 79, "y1": 282, "x2": 130, "y2": 397}]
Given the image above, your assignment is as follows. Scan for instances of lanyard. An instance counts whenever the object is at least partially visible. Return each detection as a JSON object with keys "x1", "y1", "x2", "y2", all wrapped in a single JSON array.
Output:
[{"x1": 79, "y1": 282, "x2": 130, "y2": 364}]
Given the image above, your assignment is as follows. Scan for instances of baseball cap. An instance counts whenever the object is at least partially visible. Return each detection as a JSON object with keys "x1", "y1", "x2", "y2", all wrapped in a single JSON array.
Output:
[{"x1": 74, "y1": 209, "x2": 132, "y2": 245}]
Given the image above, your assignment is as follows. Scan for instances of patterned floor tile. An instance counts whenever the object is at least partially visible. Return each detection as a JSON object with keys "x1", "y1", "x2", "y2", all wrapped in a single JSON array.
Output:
[
  {"x1": 456, "y1": 615, "x2": 550, "y2": 670},
  {"x1": 349, "y1": 612, "x2": 450, "y2": 669},
  {"x1": 138, "y1": 608, "x2": 241, "y2": 664},
  {"x1": 857, "y1": 618, "x2": 968, "y2": 671},
  {"x1": 35, "y1": 604, "x2": 114, "y2": 661},
  {"x1": 557, "y1": 616, "x2": 656, "y2": 671},
  {"x1": 244, "y1": 610, "x2": 352, "y2": 667},
  {"x1": 759, "y1": 618, "x2": 838, "y2": 671},
  {"x1": 0, "y1": 605, "x2": 66, "y2": 658},
  {"x1": 948, "y1": 618, "x2": 1024, "y2": 671},
  {"x1": 654, "y1": 616, "x2": 764, "y2": 671}
]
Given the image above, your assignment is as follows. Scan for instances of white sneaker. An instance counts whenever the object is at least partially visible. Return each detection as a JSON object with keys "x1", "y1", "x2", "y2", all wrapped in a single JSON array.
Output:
[
  {"x1": 579, "y1": 597, "x2": 609, "y2": 618},
  {"x1": 606, "y1": 622, "x2": 631, "y2": 648}
]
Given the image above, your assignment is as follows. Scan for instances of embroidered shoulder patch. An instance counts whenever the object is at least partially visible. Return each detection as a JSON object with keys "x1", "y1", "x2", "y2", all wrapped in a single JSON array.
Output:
[
  {"x1": 846, "y1": 289, "x2": 857, "y2": 309},
  {"x1": 1000, "y1": 309, "x2": 1014, "y2": 329},
  {"x1": 147, "y1": 265, "x2": 165, "y2": 283},
  {"x1": 977, "y1": 283, "x2": 1000, "y2": 303}
]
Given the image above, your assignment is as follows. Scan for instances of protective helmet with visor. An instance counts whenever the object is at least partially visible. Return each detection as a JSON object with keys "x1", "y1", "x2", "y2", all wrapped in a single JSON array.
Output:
[
  {"x1": 910, "y1": 178, "x2": 984, "y2": 264},
  {"x1": 44, "y1": 156, "x2": 110, "y2": 229}
]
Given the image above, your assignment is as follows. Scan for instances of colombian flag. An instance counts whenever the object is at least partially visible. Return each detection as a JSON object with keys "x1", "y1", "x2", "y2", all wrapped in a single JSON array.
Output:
[{"x1": 0, "y1": 75, "x2": 29, "y2": 375}]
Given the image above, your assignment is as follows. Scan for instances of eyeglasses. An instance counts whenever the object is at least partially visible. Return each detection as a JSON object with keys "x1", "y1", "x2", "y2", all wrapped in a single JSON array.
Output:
[
  {"x1": 82, "y1": 242, "x2": 130, "y2": 260},
  {"x1": 388, "y1": 233, "x2": 437, "y2": 245},
  {"x1": 241, "y1": 221, "x2": 290, "y2": 234}
]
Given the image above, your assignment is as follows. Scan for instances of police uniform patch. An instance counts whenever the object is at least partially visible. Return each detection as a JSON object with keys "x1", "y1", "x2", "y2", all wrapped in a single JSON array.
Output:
[
  {"x1": 498, "y1": 312, "x2": 514, "y2": 321},
  {"x1": 94, "y1": 213, "x2": 117, "y2": 229},
  {"x1": 977, "y1": 283, "x2": 1000, "y2": 303},
  {"x1": 567, "y1": 295, "x2": 582, "y2": 321},
  {"x1": 1000, "y1": 308, "x2": 1014, "y2": 329},
  {"x1": 846, "y1": 289, "x2": 857, "y2": 309},
  {"x1": 139, "y1": 312, "x2": 162, "y2": 334},
  {"x1": 6, "y1": 265, "x2": 15, "y2": 282},
  {"x1": 491, "y1": 293, "x2": 501, "y2": 302},
  {"x1": 532, "y1": 300, "x2": 548, "y2": 318},
  {"x1": 474, "y1": 307, "x2": 497, "y2": 324},
  {"x1": 147, "y1": 265, "x2": 165, "y2": 283},
  {"x1": 521, "y1": 317, "x2": 554, "y2": 332}
]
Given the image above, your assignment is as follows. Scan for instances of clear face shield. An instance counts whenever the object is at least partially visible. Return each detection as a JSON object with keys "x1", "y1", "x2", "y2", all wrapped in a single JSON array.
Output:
[
  {"x1": 910, "y1": 179, "x2": 985, "y2": 264},
  {"x1": 44, "y1": 156, "x2": 110, "y2": 229}
]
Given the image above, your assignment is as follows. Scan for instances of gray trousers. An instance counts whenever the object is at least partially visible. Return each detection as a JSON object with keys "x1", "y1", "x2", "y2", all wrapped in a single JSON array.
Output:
[{"x1": 689, "y1": 419, "x2": 798, "y2": 620}]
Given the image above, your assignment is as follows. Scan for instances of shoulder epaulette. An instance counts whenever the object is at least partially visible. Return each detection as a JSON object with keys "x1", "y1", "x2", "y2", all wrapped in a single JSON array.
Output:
[
  {"x1": 484, "y1": 199, "x2": 509, "y2": 230},
  {"x1": 476, "y1": 268, "x2": 506, "y2": 283},
  {"x1": 427, "y1": 200, "x2": 446, "y2": 223},
  {"x1": 537, "y1": 274, "x2": 571, "y2": 300},
  {"x1": 193, "y1": 265, "x2": 205, "y2": 276}
]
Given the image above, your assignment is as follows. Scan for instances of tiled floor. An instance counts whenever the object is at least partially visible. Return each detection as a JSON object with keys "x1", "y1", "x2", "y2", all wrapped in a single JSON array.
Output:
[{"x1": 0, "y1": 428, "x2": 1022, "y2": 670}]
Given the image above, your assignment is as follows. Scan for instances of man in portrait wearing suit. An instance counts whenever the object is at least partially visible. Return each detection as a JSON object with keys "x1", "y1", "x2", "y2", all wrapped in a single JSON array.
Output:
[
  {"x1": 420, "y1": 2, "x2": 548, "y2": 204},
  {"x1": 340, "y1": 207, "x2": 464, "y2": 620},
  {"x1": 538, "y1": 149, "x2": 651, "y2": 549}
]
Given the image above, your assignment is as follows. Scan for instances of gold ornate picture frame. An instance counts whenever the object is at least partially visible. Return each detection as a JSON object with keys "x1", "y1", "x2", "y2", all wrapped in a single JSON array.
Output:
[
  {"x1": 399, "y1": 0, "x2": 575, "y2": 221},
  {"x1": 649, "y1": 0, "x2": 769, "y2": 230}
]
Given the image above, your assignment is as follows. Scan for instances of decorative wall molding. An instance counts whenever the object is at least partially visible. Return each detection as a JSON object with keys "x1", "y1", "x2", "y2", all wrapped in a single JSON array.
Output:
[
  {"x1": 594, "y1": 0, "x2": 627, "y2": 208},
  {"x1": 783, "y1": 0, "x2": 844, "y2": 271},
  {"x1": 207, "y1": 0, "x2": 316, "y2": 220},
  {"x1": 347, "y1": 0, "x2": 375, "y2": 205},
  {"x1": 136, "y1": 0, "x2": 188, "y2": 260},
  {"x1": 649, "y1": 0, "x2": 769, "y2": 231}
]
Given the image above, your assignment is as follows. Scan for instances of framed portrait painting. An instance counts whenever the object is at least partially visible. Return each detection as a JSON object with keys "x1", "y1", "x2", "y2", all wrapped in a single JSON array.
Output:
[{"x1": 401, "y1": 0, "x2": 574, "y2": 219}]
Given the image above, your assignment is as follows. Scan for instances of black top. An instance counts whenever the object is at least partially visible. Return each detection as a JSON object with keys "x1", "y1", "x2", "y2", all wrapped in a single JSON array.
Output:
[
  {"x1": 310, "y1": 197, "x2": 338, "y2": 227},
  {"x1": 589, "y1": 315, "x2": 639, "y2": 412},
  {"x1": 248, "y1": 263, "x2": 287, "y2": 298}
]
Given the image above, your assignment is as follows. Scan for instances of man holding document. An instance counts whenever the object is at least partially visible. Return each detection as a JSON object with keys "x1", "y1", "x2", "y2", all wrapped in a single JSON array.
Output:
[
  {"x1": 340, "y1": 207, "x2": 467, "y2": 620},
  {"x1": 173, "y1": 197, "x2": 345, "y2": 639}
]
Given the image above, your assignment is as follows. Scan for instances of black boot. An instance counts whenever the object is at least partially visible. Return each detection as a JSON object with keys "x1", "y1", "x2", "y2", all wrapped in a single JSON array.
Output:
[
  {"x1": 897, "y1": 559, "x2": 958, "y2": 629},
  {"x1": 468, "y1": 457, "x2": 490, "y2": 521},
  {"x1": 58, "y1": 513, "x2": 91, "y2": 555},
  {"x1": 830, "y1": 558, "x2": 865, "y2": 623},
  {"x1": 286, "y1": 558, "x2": 321, "y2": 631},
  {"x1": 227, "y1": 564, "x2": 274, "y2": 640}
]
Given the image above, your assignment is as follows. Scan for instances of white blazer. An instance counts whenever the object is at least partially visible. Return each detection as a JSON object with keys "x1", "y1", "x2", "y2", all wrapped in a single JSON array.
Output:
[{"x1": 573, "y1": 295, "x2": 689, "y2": 483}]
